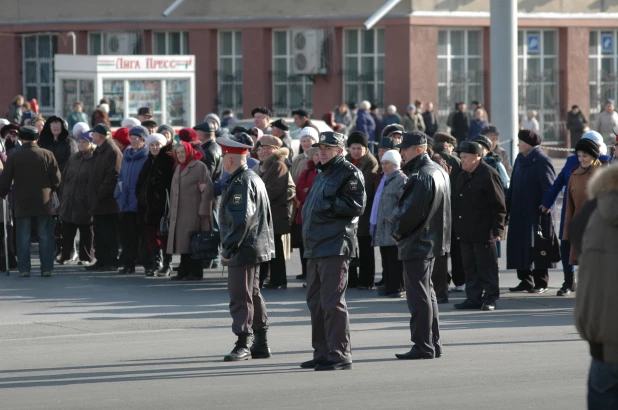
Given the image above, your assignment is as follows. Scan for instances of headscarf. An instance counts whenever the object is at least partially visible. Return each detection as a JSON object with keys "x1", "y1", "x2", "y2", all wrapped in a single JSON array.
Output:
[{"x1": 175, "y1": 141, "x2": 203, "y2": 171}]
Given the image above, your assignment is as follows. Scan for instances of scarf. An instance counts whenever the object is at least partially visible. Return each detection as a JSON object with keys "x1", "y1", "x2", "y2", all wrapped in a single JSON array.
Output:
[
  {"x1": 175, "y1": 141, "x2": 203, "y2": 171},
  {"x1": 369, "y1": 173, "x2": 388, "y2": 235}
]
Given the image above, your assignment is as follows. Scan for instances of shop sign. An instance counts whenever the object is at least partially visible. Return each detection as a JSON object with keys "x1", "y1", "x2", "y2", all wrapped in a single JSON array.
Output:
[{"x1": 96, "y1": 56, "x2": 194, "y2": 71}]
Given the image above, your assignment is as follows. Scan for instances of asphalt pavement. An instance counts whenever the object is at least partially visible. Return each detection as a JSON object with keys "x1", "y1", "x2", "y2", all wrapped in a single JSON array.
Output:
[{"x1": 0, "y1": 157, "x2": 590, "y2": 410}]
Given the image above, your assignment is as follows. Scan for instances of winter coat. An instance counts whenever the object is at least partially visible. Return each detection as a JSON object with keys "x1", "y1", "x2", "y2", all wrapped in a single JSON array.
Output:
[
  {"x1": 114, "y1": 146, "x2": 149, "y2": 213},
  {"x1": 392, "y1": 153, "x2": 451, "y2": 260},
  {"x1": 382, "y1": 113, "x2": 401, "y2": 128},
  {"x1": 91, "y1": 109, "x2": 110, "y2": 127},
  {"x1": 453, "y1": 161, "x2": 506, "y2": 243},
  {"x1": 355, "y1": 110, "x2": 376, "y2": 142},
  {"x1": 59, "y1": 150, "x2": 94, "y2": 225},
  {"x1": 593, "y1": 110, "x2": 618, "y2": 144},
  {"x1": 567, "y1": 111, "x2": 588, "y2": 135},
  {"x1": 260, "y1": 148, "x2": 295, "y2": 235},
  {"x1": 167, "y1": 160, "x2": 213, "y2": 254},
  {"x1": 372, "y1": 113, "x2": 384, "y2": 141},
  {"x1": 219, "y1": 164, "x2": 275, "y2": 266},
  {"x1": 435, "y1": 148, "x2": 462, "y2": 196},
  {"x1": 7, "y1": 103, "x2": 22, "y2": 125},
  {"x1": 450, "y1": 111, "x2": 471, "y2": 143},
  {"x1": 0, "y1": 142, "x2": 61, "y2": 218},
  {"x1": 563, "y1": 162, "x2": 603, "y2": 264},
  {"x1": 302, "y1": 155, "x2": 366, "y2": 259},
  {"x1": 494, "y1": 146, "x2": 512, "y2": 176},
  {"x1": 136, "y1": 147, "x2": 175, "y2": 226},
  {"x1": 422, "y1": 111, "x2": 439, "y2": 137},
  {"x1": 280, "y1": 132, "x2": 295, "y2": 162},
  {"x1": 87, "y1": 138, "x2": 123, "y2": 215},
  {"x1": 200, "y1": 139, "x2": 222, "y2": 183},
  {"x1": 39, "y1": 116, "x2": 78, "y2": 174},
  {"x1": 401, "y1": 113, "x2": 425, "y2": 133},
  {"x1": 468, "y1": 119, "x2": 488, "y2": 141},
  {"x1": 290, "y1": 153, "x2": 309, "y2": 184},
  {"x1": 483, "y1": 153, "x2": 510, "y2": 192},
  {"x1": 295, "y1": 159, "x2": 318, "y2": 225},
  {"x1": 345, "y1": 152, "x2": 379, "y2": 237},
  {"x1": 335, "y1": 109, "x2": 353, "y2": 128},
  {"x1": 574, "y1": 164, "x2": 618, "y2": 364},
  {"x1": 542, "y1": 154, "x2": 611, "y2": 238},
  {"x1": 67, "y1": 111, "x2": 89, "y2": 133},
  {"x1": 371, "y1": 170, "x2": 406, "y2": 247},
  {"x1": 506, "y1": 146, "x2": 556, "y2": 270}
]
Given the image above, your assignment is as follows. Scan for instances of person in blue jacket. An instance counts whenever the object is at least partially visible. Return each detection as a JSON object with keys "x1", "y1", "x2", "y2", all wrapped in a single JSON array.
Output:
[
  {"x1": 355, "y1": 101, "x2": 376, "y2": 148},
  {"x1": 541, "y1": 130, "x2": 610, "y2": 294},
  {"x1": 114, "y1": 125, "x2": 150, "y2": 274}
]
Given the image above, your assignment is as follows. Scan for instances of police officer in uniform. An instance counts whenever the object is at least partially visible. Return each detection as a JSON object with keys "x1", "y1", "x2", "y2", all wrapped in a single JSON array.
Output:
[
  {"x1": 300, "y1": 131, "x2": 366, "y2": 371},
  {"x1": 392, "y1": 131, "x2": 451, "y2": 360},
  {"x1": 217, "y1": 133, "x2": 275, "y2": 362}
]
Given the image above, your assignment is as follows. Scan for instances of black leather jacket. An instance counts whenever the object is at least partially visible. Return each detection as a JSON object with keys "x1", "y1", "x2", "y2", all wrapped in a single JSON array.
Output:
[
  {"x1": 201, "y1": 139, "x2": 222, "y2": 183},
  {"x1": 219, "y1": 164, "x2": 275, "y2": 266},
  {"x1": 392, "y1": 153, "x2": 451, "y2": 260},
  {"x1": 302, "y1": 155, "x2": 366, "y2": 259}
]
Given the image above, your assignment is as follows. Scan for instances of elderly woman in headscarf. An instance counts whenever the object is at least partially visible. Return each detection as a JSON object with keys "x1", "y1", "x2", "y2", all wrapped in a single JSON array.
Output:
[
  {"x1": 167, "y1": 141, "x2": 214, "y2": 281},
  {"x1": 136, "y1": 133, "x2": 175, "y2": 277},
  {"x1": 294, "y1": 147, "x2": 320, "y2": 282},
  {"x1": 178, "y1": 127, "x2": 206, "y2": 159},
  {"x1": 371, "y1": 149, "x2": 407, "y2": 298}
]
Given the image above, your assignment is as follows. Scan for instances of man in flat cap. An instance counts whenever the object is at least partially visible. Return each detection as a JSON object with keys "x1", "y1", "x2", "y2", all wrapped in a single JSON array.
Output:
[
  {"x1": 392, "y1": 131, "x2": 451, "y2": 360},
  {"x1": 292, "y1": 109, "x2": 319, "y2": 134},
  {"x1": 453, "y1": 141, "x2": 506, "y2": 311},
  {"x1": 0, "y1": 126, "x2": 61, "y2": 278},
  {"x1": 217, "y1": 133, "x2": 275, "y2": 362},
  {"x1": 382, "y1": 124, "x2": 405, "y2": 147},
  {"x1": 251, "y1": 107, "x2": 273, "y2": 135},
  {"x1": 137, "y1": 107, "x2": 153, "y2": 123},
  {"x1": 270, "y1": 118, "x2": 294, "y2": 164},
  {"x1": 300, "y1": 131, "x2": 366, "y2": 371}
]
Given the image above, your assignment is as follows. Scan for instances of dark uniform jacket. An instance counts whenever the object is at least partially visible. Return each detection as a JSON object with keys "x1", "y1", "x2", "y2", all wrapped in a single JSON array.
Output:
[
  {"x1": 59, "y1": 150, "x2": 94, "y2": 225},
  {"x1": 392, "y1": 153, "x2": 451, "y2": 260},
  {"x1": 0, "y1": 142, "x2": 61, "y2": 218},
  {"x1": 86, "y1": 138, "x2": 123, "y2": 215},
  {"x1": 345, "y1": 152, "x2": 378, "y2": 237},
  {"x1": 219, "y1": 164, "x2": 275, "y2": 266},
  {"x1": 302, "y1": 154, "x2": 366, "y2": 259},
  {"x1": 453, "y1": 160, "x2": 506, "y2": 243},
  {"x1": 201, "y1": 139, "x2": 222, "y2": 183}
]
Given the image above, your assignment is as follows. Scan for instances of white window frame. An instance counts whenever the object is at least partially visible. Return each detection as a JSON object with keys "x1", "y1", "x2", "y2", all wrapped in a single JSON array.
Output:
[
  {"x1": 152, "y1": 31, "x2": 189, "y2": 55},
  {"x1": 589, "y1": 30, "x2": 618, "y2": 123},
  {"x1": 22, "y1": 33, "x2": 57, "y2": 113},
  {"x1": 518, "y1": 29, "x2": 560, "y2": 139},
  {"x1": 217, "y1": 30, "x2": 243, "y2": 117},
  {"x1": 437, "y1": 29, "x2": 484, "y2": 121},
  {"x1": 342, "y1": 28, "x2": 385, "y2": 108},
  {"x1": 272, "y1": 29, "x2": 313, "y2": 117}
]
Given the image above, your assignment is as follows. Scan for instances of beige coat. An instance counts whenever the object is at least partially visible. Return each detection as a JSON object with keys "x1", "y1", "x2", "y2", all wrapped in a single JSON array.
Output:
[
  {"x1": 290, "y1": 153, "x2": 309, "y2": 184},
  {"x1": 167, "y1": 160, "x2": 213, "y2": 254}
]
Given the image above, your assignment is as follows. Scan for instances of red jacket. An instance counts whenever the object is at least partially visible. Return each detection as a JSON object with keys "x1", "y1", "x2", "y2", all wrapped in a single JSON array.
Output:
[{"x1": 295, "y1": 160, "x2": 318, "y2": 225}]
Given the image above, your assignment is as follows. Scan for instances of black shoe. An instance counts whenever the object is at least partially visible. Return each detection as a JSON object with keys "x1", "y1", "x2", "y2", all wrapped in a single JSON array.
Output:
[
  {"x1": 250, "y1": 328, "x2": 271, "y2": 359},
  {"x1": 395, "y1": 349, "x2": 434, "y2": 360},
  {"x1": 509, "y1": 282, "x2": 534, "y2": 292},
  {"x1": 182, "y1": 276, "x2": 202, "y2": 281},
  {"x1": 170, "y1": 275, "x2": 185, "y2": 281},
  {"x1": 387, "y1": 291, "x2": 406, "y2": 298},
  {"x1": 557, "y1": 286, "x2": 573, "y2": 296},
  {"x1": 84, "y1": 262, "x2": 104, "y2": 271},
  {"x1": 211, "y1": 262, "x2": 219, "y2": 270},
  {"x1": 375, "y1": 279, "x2": 384, "y2": 287},
  {"x1": 296, "y1": 274, "x2": 306, "y2": 280},
  {"x1": 55, "y1": 259, "x2": 69, "y2": 265},
  {"x1": 300, "y1": 359, "x2": 326, "y2": 369},
  {"x1": 224, "y1": 335, "x2": 252, "y2": 362},
  {"x1": 314, "y1": 361, "x2": 352, "y2": 371},
  {"x1": 481, "y1": 302, "x2": 496, "y2": 311},
  {"x1": 437, "y1": 297, "x2": 449, "y2": 304},
  {"x1": 529, "y1": 287, "x2": 548, "y2": 294},
  {"x1": 454, "y1": 300, "x2": 482, "y2": 310},
  {"x1": 144, "y1": 269, "x2": 155, "y2": 277},
  {"x1": 263, "y1": 283, "x2": 287, "y2": 289},
  {"x1": 119, "y1": 267, "x2": 135, "y2": 275},
  {"x1": 156, "y1": 266, "x2": 171, "y2": 277},
  {"x1": 173, "y1": 266, "x2": 180, "y2": 272}
]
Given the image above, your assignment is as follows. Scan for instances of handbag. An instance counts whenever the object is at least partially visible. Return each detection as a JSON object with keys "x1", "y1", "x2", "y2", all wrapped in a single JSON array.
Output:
[
  {"x1": 160, "y1": 190, "x2": 170, "y2": 236},
  {"x1": 533, "y1": 213, "x2": 561, "y2": 265},
  {"x1": 190, "y1": 228, "x2": 220, "y2": 261}
]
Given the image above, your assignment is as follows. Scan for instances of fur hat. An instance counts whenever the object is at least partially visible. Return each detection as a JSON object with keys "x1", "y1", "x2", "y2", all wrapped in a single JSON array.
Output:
[
  {"x1": 347, "y1": 131, "x2": 369, "y2": 148},
  {"x1": 575, "y1": 138, "x2": 600, "y2": 159},
  {"x1": 434, "y1": 132, "x2": 457, "y2": 145},
  {"x1": 128, "y1": 125, "x2": 150, "y2": 140},
  {"x1": 518, "y1": 129, "x2": 541, "y2": 147},
  {"x1": 146, "y1": 133, "x2": 167, "y2": 148},
  {"x1": 260, "y1": 135, "x2": 283, "y2": 148},
  {"x1": 582, "y1": 130, "x2": 607, "y2": 155},
  {"x1": 179, "y1": 128, "x2": 198, "y2": 142},
  {"x1": 121, "y1": 118, "x2": 141, "y2": 128}
]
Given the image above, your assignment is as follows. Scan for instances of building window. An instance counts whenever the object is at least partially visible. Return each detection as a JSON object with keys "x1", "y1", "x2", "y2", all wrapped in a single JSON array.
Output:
[
  {"x1": 438, "y1": 29, "x2": 484, "y2": 125},
  {"x1": 88, "y1": 32, "x2": 142, "y2": 55},
  {"x1": 589, "y1": 30, "x2": 618, "y2": 124},
  {"x1": 153, "y1": 32, "x2": 189, "y2": 55},
  {"x1": 217, "y1": 31, "x2": 243, "y2": 118},
  {"x1": 272, "y1": 30, "x2": 313, "y2": 117},
  {"x1": 518, "y1": 30, "x2": 560, "y2": 140},
  {"x1": 343, "y1": 28, "x2": 384, "y2": 109},
  {"x1": 23, "y1": 34, "x2": 57, "y2": 113}
]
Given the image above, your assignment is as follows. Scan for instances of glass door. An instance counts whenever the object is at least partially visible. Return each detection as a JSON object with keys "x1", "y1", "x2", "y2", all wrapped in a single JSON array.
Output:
[
  {"x1": 128, "y1": 80, "x2": 163, "y2": 125},
  {"x1": 103, "y1": 80, "x2": 125, "y2": 127},
  {"x1": 62, "y1": 79, "x2": 95, "y2": 119},
  {"x1": 166, "y1": 79, "x2": 189, "y2": 126}
]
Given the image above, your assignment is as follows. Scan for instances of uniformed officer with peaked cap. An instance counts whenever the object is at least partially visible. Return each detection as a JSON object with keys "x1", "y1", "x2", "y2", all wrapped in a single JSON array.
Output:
[
  {"x1": 300, "y1": 131, "x2": 366, "y2": 371},
  {"x1": 216, "y1": 133, "x2": 275, "y2": 362}
]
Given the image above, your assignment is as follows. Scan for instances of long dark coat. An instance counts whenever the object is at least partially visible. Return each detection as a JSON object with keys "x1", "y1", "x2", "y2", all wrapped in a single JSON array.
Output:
[
  {"x1": 135, "y1": 146, "x2": 175, "y2": 226},
  {"x1": 506, "y1": 146, "x2": 556, "y2": 270},
  {"x1": 59, "y1": 150, "x2": 94, "y2": 225},
  {"x1": 260, "y1": 148, "x2": 295, "y2": 235},
  {"x1": 345, "y1": 152, "x2": 379, "y2": 237}
]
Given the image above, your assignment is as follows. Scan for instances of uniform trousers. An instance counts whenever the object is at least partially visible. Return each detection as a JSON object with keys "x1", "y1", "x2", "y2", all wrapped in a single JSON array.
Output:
[
  {"x1": 227, "y1": 263, "x2": 268, "y2": 335},
  {"x1": 449, "y1": 235, "x2": 466, "y2": 287},
  {"x1": 93, "y1": 214, "x2": 118, "y2": 266},
  {"x1": 402, "y1": 258, "x2": 442, "y2": 357},
  {"x1": 306, "y1": 256, "x2": 352, "y2": 363},
  {"x1": 431, "y1": 254, "x2": 449, "y2": 300},
  {"x1": 460, "y1": 241, "x2": 500, "y2": 304},
  {"x1": 348, "y1": 236, "x2": 375, "y2": 288},
  {"x1": 379, "y1": 246, "x2": 404, "y2": 294},
  {"x1": 517, "y1": 268, "x2": 549, "y2": 288}
]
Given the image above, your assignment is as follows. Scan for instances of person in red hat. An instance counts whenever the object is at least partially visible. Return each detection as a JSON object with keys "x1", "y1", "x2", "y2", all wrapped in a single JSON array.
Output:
[
  {"x1": 178, "y1": 127, "x2": 206, "y2": 160},
  {"x1": 112, "y1": 128, "x2": 131, "y2": 152}
]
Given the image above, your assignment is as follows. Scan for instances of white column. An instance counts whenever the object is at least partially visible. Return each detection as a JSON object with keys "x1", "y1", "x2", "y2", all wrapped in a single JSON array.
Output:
[{"x1": 490, "y1": 0, "x2": 518, "y2": 162}]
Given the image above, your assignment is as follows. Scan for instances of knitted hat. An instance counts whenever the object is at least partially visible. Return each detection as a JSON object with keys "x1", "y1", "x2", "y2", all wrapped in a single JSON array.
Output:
[
  {"x1": 582, "y1": 130, "x2": 608, "y2": 155},
  {"x1": 575, "y1": 138, "x2": 600, "y2": 159},
  {"x1": 113, "y1": 128, "x2": 130, "y2": 147},
  {"x1": 178, "y1": 128, "x2": 198, "y2": 142},
  {"x1": 121, "y1": 118, "x2": 141, "y2": 128},
  {"x1": 518, "y1": 129, "x2": 541, "y2": 147},
  {"x1": 128, "y1": 125, "x2": 150, "y2": 140},
  {"x1": 77, "y1": 131, "x2": 93, "y2": 144},
  {"x1": 204, "y1": 113, "x2": 221, "y2": 128},
  {"x1": 382, "y1": 150, "x2": 402, "y2": 168},
  {"x1": 146, "y1": 133, "x2": 167, "y2": 148},
  {"x1": 72, "y1": 122, "x2": 89, "y2": 137},
  {"x1": 157, "y1": 124, "x2": 175, "y2": 137},
  {"x1": 299, "y1": 127, "x2": 319, "y2": 142},
  {"x1": 347, "y1": 131, "x2": 369, "y2": 148}
]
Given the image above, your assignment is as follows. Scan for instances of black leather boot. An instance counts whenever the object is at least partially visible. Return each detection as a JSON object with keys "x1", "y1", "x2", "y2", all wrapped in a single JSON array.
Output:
[
  {"x1": 224, "y1": 334, "x2": 252, "y2": 362},
  {"x1": 250, "y1": 328, "x2": 272, "y2": 359},
  {"x1": 158, "y1": 253, "x2": 172, "y2": 277}
]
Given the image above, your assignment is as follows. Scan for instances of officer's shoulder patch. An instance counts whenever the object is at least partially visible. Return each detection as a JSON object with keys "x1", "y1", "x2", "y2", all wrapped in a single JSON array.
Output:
[
  {"x1": 347, "y1": 164, "x2": 355, "y2": 171},
  {"x1": 233, "y1": 193, "x2": 242, "y2": 204},
  {"x1": 234, "y1": 177, "x2": 242, "y2": 184},
  {"x1": 349, "y1": 179, "x2": 359, "y2": 190}
]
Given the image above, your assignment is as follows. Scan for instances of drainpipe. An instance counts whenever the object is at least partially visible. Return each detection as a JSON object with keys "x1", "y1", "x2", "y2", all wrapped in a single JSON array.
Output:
[
  {"x1": 162, "y1": 0, "x2": 186, "y2": 17},
  {"x1": 363, "y1": 0, "x2": 402, "y2": 30},
  {"x1": 67, "y1": 31, "x2": 76, "y2": 55}
]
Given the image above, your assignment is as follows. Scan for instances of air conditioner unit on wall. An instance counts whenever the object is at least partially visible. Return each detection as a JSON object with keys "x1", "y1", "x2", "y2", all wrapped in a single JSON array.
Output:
[
  {"x1": 105, "y1": 33, "x2": 138, "y2": 55},
  {"x1": 290, "y1": 28, "x2": 325, "y2": 75}
]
